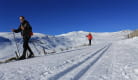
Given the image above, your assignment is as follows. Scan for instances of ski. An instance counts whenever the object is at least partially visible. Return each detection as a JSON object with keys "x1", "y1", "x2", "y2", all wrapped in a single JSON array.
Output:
[
  {"x1": 15, "y1": 51, "x2": 19, "y2": 59},
  {"x1": 0, "y1": 52, "x2": 20, "y2": 64},
  {"x1": 0, "y1": 57, "x2": 17, "y2": 64},
  {"x1": 0, "y1": 55, "x2": 37, "y2": 64}
]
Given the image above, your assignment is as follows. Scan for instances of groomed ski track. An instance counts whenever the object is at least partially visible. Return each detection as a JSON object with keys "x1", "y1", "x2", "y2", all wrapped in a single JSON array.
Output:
[{"x1": 0, "y1": 42, "x2": 137, "y2": 80}]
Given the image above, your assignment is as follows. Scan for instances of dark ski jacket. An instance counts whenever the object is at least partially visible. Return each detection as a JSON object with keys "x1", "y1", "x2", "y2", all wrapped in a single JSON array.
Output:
[{"x1": 14, "y1": 20, "x2": 33, "y2": 38}]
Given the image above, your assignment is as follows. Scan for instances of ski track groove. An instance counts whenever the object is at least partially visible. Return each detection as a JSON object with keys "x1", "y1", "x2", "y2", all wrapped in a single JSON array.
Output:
[
  {"x1": 0, "y1": 71, "x2": 4, "y2": 80},
  {"x1": 48, "y1": 43, "x2": 112, "y2": 80},
  {"x1": 72, "y1": 43, "x2": 112, "y2": 80},
  {"x1": 39, "y1": 46, "x2": 96, "y2": 80}
]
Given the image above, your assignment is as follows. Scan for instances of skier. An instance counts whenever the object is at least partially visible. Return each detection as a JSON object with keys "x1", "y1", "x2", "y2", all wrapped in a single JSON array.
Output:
[
  {"x1": 12, "y1": 16, "x2": 34, "y2": 60},
  {"x1": 86, "y1": 32, "x2": 93, "y2": 46}
]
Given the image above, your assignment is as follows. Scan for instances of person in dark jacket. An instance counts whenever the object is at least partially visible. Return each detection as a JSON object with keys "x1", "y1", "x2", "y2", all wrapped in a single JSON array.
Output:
[
  {"x1": 86, "y1": 32, "x2": 93, "y2": 46},
  {"x1": 12, "y1": 16, "x2": 34, "y2": 60}
]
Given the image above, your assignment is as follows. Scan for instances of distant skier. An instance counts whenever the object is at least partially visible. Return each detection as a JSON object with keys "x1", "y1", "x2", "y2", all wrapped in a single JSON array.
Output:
[
  {"x1": 12, "y1": 16, "x2": 34, "y2": 60},
  {"x1": 86, "y1": 32, "x2": 93, "y2": 46}
]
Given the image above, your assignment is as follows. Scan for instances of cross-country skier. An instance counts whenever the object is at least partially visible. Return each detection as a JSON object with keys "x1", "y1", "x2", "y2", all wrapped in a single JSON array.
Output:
[
  {"x1": 12, "y1": 16, "x2": 34, "y2": 60},
  {"x1": 86, "y1": 32, "x2": 93, "y2": 46}
]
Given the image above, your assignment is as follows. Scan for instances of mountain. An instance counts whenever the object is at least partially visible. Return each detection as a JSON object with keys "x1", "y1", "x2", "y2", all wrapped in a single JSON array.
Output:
[
  {"x1": 0, "y1": 30, "x2": 131, "y2": 60},
  {"x1": 0, "y1": 30, "x2": 138, "y2": 80}
]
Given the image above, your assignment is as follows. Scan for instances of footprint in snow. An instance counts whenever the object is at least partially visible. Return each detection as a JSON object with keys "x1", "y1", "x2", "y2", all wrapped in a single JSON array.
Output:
[{"x1": 0, "y1": 72, "x2": 4, "y2": 79}]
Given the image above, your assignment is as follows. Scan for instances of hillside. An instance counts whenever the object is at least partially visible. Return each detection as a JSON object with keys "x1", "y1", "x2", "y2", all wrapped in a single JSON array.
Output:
[
  {"x1": 0, "y1": 30, "x2": 138, "y2": 80},
  {"x1": 0, "y1": 30, "x2": 131, "y2": 60}
]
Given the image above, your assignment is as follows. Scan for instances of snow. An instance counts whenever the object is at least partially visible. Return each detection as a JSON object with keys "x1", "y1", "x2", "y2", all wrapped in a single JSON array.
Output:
[
  {"x1": 134, "y1": 69, "x2": 138, "y2": 75},
  {"x1": 0, "y1": 30, "x2": 138, "y2": 80}
]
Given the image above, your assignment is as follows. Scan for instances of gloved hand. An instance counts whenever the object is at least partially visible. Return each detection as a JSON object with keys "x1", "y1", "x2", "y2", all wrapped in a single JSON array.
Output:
[
  {"x1": 21, "y1": 26, "x2": 24, "y2": 30},
  {"x1": 12, "y1": 29, "x2": 15, "y2": 32}
]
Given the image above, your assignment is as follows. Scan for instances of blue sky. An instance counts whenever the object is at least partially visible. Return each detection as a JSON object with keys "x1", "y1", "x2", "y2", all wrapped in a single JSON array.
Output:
[{"x1": 1, "y1": 0, "x2": 138, "y2": 35}]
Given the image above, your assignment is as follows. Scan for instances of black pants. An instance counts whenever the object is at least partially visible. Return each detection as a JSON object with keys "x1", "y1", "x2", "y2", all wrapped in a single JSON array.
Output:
[
  {"x1": 89, "y1": 40, "x2": 92, "y2": 45},
  {"x1": 22, "y1": 37, "x2": 34, "y2": 58}
]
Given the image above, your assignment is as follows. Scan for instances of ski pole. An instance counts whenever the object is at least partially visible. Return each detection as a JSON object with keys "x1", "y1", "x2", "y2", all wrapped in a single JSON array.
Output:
[
  {"x1": 31, "y1": 41, "x2": 41, "y2": 55},
  {"x1": 13, "y1": 32, "x2": 20, "y2": 57}
]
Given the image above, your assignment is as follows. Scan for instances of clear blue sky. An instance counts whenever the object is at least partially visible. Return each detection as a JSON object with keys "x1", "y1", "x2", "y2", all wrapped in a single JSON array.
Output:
[{"x1": 1, "y1": 0, "x2": 138, "y2": 35}]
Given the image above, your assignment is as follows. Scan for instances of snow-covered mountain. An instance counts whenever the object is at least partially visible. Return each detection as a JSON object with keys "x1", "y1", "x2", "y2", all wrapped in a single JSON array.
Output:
[
  {"x1": 0, "y1": 30, "x2": 131, "y2": 60},
  {"x1": 0, "y1": 30, "x2": 138, "y2": 80}
]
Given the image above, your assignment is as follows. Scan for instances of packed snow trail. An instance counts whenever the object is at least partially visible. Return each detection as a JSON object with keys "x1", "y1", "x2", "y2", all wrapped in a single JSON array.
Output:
[
  {"x1": 78, "y1": 40, "x2": 138, "y2": 80},
  {"x1": 48, "y1": 43, "x2": 112, "y2": 80},
  {"x1": 0, "y1": 31, "x2": 138, "y2": 80},
  {"x1": 0, "y1": 39, "x2": 137, "y2": 80},
  {"x1": 0, "y1": 43, "x2": 111, "y2": 80}
]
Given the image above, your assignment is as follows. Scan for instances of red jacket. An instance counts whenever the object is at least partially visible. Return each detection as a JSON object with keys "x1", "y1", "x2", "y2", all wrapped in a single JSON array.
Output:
[{"x1": 86, "y1": 34, "x2": 93, "y2": 40}]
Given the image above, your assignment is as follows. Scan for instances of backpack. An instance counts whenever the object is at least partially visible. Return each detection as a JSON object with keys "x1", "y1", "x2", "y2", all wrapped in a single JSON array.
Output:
[{"x1": 28, "y1": 24, "x2": 33, "y2": 36}]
